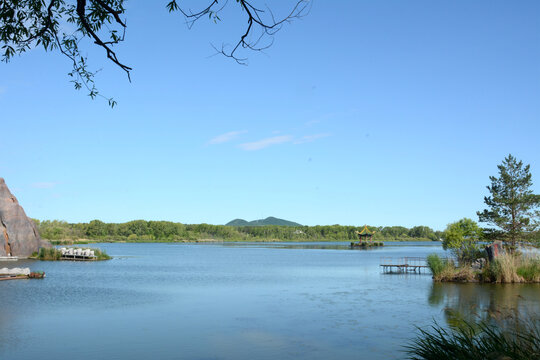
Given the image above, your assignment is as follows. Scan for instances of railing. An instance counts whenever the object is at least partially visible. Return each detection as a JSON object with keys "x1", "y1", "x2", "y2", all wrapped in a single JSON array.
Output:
[{"x1": 380, "y1": 257, "x2": 429, "y2": 273}]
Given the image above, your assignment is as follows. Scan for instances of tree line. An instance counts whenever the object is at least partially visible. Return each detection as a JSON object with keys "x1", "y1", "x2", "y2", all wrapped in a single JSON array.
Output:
[{"x1": 33, "y1": 219, "x2": 442, "y2": 243}]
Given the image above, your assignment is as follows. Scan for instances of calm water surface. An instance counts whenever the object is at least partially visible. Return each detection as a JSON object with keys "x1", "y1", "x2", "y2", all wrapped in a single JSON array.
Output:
[{"x1": 0, "y1": 242, "x2": 539, "y2": 360}]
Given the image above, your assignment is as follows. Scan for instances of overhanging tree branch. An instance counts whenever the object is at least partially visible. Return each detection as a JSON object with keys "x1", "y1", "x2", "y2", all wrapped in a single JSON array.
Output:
[
  {"x1": 173, "y1": 0, "x2": 311, "y2": 64},
  {"x1": 1, "y1": 1, "x2": 309, "y2": 106}
]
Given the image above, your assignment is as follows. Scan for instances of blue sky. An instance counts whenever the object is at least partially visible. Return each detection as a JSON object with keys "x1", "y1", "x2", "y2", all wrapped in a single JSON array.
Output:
[{"x1": 0, "y1": 1, "x2": 538, "y2": 230}]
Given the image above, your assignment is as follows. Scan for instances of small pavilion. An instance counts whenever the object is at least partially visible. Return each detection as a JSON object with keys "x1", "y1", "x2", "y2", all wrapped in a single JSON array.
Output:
[{"x1": 355, "y1": 225, "x2": 375, "y2": 243}]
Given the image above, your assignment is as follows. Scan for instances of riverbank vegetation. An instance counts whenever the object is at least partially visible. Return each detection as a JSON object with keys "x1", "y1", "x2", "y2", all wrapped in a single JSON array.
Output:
[
  {"x1": 406, "y1": 319, "x2": 540, "y2": 360},
  {"x1": 427, "y1": 253, "x2": 540, "y2": 283},
  {"x1": 33, "y1": 220, "x2": 443, "y2": 243},
  {"x1": 32, "y1": 247, "x2": 111, "y2": 261}
]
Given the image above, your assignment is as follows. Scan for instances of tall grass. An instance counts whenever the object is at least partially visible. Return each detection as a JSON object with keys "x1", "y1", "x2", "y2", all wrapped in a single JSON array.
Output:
[
  {"x1": 427, "y1": 254, "x2": 475, "y2": 282},
  {"x1": 426, "y1": 254, "x2": 446, "y2": 277},
  {"x1": 35, "y1": 247, "x2": 62, "y2": 260},
  {"x1": 405, "y1": 320, "x2": 540, "y2": 360},
  {"x1": 517, "y1": 259, "x2": 540, "y2": 282},
  {"x1": 429, "y1": 251, "x2": 540, "y2": 283},
  {"x1": 92, "y1": 248, "x2": 111, "y2": 260},
  {"x1": 481, "y1": 253, "x2": 540, "y2": 283}
]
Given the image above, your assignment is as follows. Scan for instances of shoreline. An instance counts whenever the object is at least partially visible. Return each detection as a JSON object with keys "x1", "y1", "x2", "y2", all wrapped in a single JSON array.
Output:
[{"x1": 46, "y1": 238, "x2": 438, "y2": 245}]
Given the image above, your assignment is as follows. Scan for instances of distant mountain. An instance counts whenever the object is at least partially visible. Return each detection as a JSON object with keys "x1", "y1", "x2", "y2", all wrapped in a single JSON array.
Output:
[
  {"x1": 226, "y1": 219, "x2": 250, "y2": 226},
  {"x1": 226, "y1": 216, "x2": 302, "y2": 227}
]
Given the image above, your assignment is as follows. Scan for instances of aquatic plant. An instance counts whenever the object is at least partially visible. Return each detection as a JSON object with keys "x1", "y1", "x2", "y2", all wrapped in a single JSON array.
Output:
[
  {"x1": 426, "y1": 254, "x2": 446, "y2": 277},
  {"x1": 405, "y1": 320, "x2": 540, "y2": 360}
]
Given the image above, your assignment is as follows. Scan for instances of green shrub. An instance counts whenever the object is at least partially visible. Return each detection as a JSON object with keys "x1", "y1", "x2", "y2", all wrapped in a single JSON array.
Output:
[
  {"x1": 517, "y1": 259, "x2": 540, "y2": 282},
  {"x1": 426, "y1": 254, "x2": 446, "y2": 277}
]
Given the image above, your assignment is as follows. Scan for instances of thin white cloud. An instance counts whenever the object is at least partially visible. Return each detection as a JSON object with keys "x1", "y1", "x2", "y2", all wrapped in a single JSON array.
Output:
[
  {"x1": 238, "y1": 135, "x2": 293, "y2": 151},
  {"x1": 304, "y1": 120, "x2": 321, "y2": 127},
  {"x1": 31, "y1": 182, "x2": 58, "y2": 189},
  {"x1": 293, "y1": 133, "x2": 331, "y2": 144},
  {"x1": 207, "y1": 130, "x2": 247, "y2": 145},
  {"x1": 0, "y1": 86, "x2": 6, "y2": 95}
]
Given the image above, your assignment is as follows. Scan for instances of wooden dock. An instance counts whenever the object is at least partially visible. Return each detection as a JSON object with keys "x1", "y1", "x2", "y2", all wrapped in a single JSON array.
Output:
[
  {"x1": 380, "y1": 257, "x2": 429, "y2": 274},
  {"x1": 0, "y1": 268, "x2": 45, "y2": 280},
  {"x1": 0, "y1": 256, "x2": 18, "y2": 261},
  {"x1": 0, "y1": 275, "x2": 29, "y2": 281}
]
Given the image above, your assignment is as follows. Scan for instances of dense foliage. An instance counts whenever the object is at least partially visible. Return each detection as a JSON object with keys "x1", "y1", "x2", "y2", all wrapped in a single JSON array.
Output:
[
  {"x1": 441, "y1": 218, "x2": 483, "y2": 264},
  {"x1": 33, "y1": 219, "x2": 442, "y2": 243}
]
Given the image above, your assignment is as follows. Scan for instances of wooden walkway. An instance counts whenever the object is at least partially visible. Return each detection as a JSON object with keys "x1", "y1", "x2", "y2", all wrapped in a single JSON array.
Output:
[{"x1": 380, "y1": 257, "x2": 429, "y2": 274}]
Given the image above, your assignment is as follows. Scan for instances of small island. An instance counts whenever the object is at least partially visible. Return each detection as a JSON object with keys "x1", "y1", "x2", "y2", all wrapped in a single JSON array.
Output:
[
  {"x1": 31, "y1": 247, "x2": 111, "y2": 261},
  {"x1": 350, "y1": 225, "x2": 384, "y2": 248}
]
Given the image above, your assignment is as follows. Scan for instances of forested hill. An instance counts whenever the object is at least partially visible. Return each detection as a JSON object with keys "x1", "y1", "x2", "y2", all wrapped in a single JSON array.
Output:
[
  {"x1": 33, "y1": 219, "x2": 443, "y2": 243},
  {"x1": 226, "y1": 217, "x2": 302, "y2": 227}
]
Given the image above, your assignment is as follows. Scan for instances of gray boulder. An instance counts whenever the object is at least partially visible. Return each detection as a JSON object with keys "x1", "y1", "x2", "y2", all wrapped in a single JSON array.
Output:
[{"x1": 0, "y1": 178, "x2": 51, "y2": 257}]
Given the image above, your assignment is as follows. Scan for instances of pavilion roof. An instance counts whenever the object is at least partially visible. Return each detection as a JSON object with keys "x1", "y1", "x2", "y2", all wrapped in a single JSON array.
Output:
[{"x1": 356, "y1": 225, "x2": 375, "y2": 236}]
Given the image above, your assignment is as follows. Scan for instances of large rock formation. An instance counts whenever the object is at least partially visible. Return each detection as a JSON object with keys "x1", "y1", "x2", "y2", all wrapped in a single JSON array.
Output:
[{"x1": 0, "y1": 178, "x2": 50, "y2": 257}]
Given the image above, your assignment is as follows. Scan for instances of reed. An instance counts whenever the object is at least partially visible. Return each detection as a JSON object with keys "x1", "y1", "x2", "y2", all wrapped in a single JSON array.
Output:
[
  {"x1": 35, "y1": 247, "x2": 62, "y2": 260},
  {"x1": 426, "y1": 254, "x2": 446, "y2": 277},
  {"x1": 405, "y1": 320, "x2": 540, "y2": 360},
  {"x1": 92, "y1": 248, "x2": 112, "y2": 260},
  {"x1": 481, "y1": 253, "x2": 540, "y2": 283}
]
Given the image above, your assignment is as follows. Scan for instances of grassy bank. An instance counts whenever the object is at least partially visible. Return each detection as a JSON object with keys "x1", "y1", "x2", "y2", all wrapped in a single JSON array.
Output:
[
  {"x1": 427, "y1": 253, "x2": 540, "y2": 283},
  {"x1": 32, "y1": 247, "x2": 111, "y2": 261}
]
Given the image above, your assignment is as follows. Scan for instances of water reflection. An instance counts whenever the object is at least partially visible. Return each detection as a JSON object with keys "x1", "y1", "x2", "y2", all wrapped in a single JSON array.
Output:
[{"x1": 429, "y1": 282, "x2": 540, "y2": 330}]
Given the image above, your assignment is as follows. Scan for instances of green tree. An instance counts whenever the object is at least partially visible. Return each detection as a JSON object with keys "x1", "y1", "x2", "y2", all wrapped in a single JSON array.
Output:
[
  {"x1": 86, "y1": 219, "x2": 107, "y2": 237},
  {"x1": 477, "y1": 154, "x2": 540, "y2": 248},
  {"x1": 408, "y1": 226, "x2": 437, "y2": 240},
  {"x1": 442, "y1": 218, "x2": 483, "y2": 263},
  {"x1": 1, "y1": 1, "x2": 308, "y2": 105}
]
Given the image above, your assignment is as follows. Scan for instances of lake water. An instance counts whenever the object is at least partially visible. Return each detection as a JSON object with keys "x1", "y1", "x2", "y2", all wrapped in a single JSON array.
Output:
[{"x1": 1, "y1": 242, "x2": 539, "y2": 360}]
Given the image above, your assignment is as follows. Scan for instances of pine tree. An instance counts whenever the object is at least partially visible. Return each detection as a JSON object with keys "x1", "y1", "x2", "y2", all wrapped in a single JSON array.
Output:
[{"x1": 477, "y1": 154, "x2": 540, "y2": 248}]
